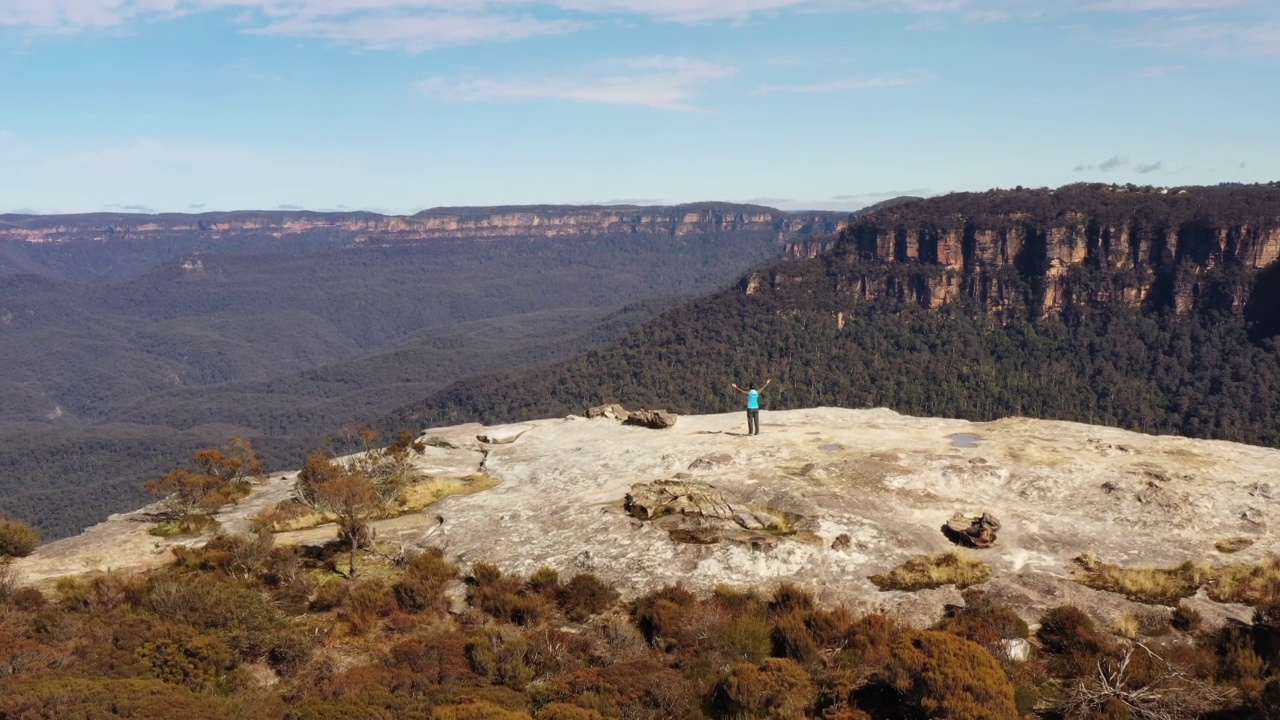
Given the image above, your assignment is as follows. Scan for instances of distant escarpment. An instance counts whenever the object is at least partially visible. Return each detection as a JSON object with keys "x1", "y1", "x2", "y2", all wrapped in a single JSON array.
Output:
[
  {"x1": 775, "y1": 184, "x2": 1280, "y2": 325},
  {"x1": 0, "y1": 203, "x2": 845, "y2": 284}
]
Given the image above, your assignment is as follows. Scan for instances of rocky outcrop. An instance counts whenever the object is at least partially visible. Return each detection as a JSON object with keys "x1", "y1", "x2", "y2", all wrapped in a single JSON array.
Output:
[
  {"x1": 944, "y1": 512, "x2": 1002, "y2": 548},
  {"x1": 762, "y1": 184, "x2": 1280, "y2": 320},
  {"x1": 622, "y1": 410, "x2": 678, "y2": 429},
  {"x1": 624, "y1": 479, "x2": 792, "y2": 545}
]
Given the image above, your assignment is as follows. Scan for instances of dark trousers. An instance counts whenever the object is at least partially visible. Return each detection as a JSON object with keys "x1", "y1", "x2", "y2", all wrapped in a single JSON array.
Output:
[{"x1": 747, "y1": 409, "x2": 759, "y2": 435}]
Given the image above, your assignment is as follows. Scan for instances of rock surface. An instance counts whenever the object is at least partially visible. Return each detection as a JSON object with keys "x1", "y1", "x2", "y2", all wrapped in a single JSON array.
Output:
[{"x1": 14, "y1": 407, "x2": 1280, "y2": 627}]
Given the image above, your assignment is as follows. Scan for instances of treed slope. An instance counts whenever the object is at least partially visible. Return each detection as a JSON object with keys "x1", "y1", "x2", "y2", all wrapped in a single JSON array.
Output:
[
  {"x1": 389, "y1": 184, "x2": 1280, "y2": 447},
  {"x1": 0, "y1": 232, "x2": 779, "y2": 539}
]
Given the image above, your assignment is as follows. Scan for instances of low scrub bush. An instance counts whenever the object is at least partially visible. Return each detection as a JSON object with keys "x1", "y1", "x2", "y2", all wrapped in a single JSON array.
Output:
[
  {"x1": 0, "y1": 517, "x2": 40, "y2": 557},
  {"x1": 869, "y1": 551, "x2": 991, "y2": 591},
  {"x1": 556, "y1": 573, "x2": 619, "y2": 621},
  {"x1": 709, "y1": 658, "x2": 816, "y2": 720},
  {"x1": 883, "y1": 630, "x2": 1020, "y2": 720}
]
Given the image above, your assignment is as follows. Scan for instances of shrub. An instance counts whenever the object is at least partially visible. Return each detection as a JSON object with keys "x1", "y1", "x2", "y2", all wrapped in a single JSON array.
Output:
[
  {"x1": 530, "y1": 567, "x2": 560, "y2": 594},
  {"x1": 0, "y1": 518, "x2": 40, "y2": 557},
  {"x1": 135, "y1": 624, "x2": 237, "y2": 691},
  {"x1": 1172, "y1": 604, "x2": 1203, "y2": 632},
  {"x1": 1038, "y1": 606, "x2": 1100, "y2": 655},
  {"x1": 718, "y1": 614, "x2": 774, "y2": 663},
  {"x1": 467, "y1": 626, "x2": 533, "y2": 691},
  {"x1": 557, "y1": 573, "x2": 619, "y2": 621},
  {"x1": 394, "y1": 549, "x2": 458, "y2": 614},
  {"x1": 539, "y1": 703, "x2": 604, "y2": 720},
  {"x1": 768, "y1": 582, "x2": 816, "y2": 617},
  {"x1": 772, "y1": 612, "x2": 819, "y2": 664},
  {"x1": 343, "y1": 578, "x2": 394, "y2": 634},
  {"x1": 883, "y1": 630, "x2": 1020, "y2": 720},
  {"x1": 870, "y1": 551, "x2": 991, "y2": 591},
  {"x1": 387, "y1": 632, "x2": 473, "y2": 684},
  {"x1": 709, "y1": 658, "x2": 816, "y2": 720},
  {"x1": 632, "y1": 585, "x2": 697, "y2": 646},
  {"x1": 433, "y1": 701, "x2": 532, "y2": 720},
  {"x1": 310, "y1": 579, "x2": 350, "y2": 612}
]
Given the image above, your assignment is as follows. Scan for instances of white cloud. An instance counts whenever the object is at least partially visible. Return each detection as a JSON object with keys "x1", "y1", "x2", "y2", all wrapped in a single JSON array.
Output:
[
  {"x1": 2, "y1": 0, "x2": 1277, "y2": 55},
  {"x1": 756, "y1": 76, "x2": 924, "y2": 93},
  {"x1": 416, "y1": 56, "x2": 737, "y2": 111}
]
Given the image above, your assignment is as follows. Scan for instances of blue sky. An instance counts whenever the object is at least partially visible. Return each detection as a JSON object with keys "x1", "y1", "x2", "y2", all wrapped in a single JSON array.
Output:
[{"x1": 0, "y1": 0, "x2": 1276, "y2": 215}]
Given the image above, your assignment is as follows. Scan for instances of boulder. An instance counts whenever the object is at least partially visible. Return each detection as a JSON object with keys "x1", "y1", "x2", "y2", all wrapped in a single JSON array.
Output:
[
  {"x1": 586, "y1": 404, "x2": 631, "y2": 421},
  {"x1": 623, "y1": 409, "x2": 678, "y2": 429},
  {"x1": 944, "y1": 511, "x2": 1001, "y2": 548}
]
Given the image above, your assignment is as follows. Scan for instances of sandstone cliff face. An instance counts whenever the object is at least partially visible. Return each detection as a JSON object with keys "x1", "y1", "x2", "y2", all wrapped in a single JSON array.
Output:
[
  {"x1": 0, "y1": 204, "x2": 844, "y2": 246},
  {"x1": 772, "y1": 185, "x2": 1280, "y2": 319}
]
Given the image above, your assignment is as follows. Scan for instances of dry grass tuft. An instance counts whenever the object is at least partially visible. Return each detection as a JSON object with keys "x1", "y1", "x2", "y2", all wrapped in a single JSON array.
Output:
[
  {"x1": 255, "y1": 474, "x2": 501, "y2": 533},
  {"x1": 870, "y1": 550, "x2": 992, "y2": 592},
  {"x1": 1073, "y1": 554, "x2": 1280, "y2": 606},
  {"x1": 1215, "y1": 537, "x2": 1255, "y2": 554}
]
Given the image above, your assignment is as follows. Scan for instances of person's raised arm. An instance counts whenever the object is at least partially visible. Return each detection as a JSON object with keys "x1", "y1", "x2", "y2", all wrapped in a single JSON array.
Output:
[
  {"x1": 760, "y1": 378, "x2": 773, "y2": 392},
  {"x1": 730, "y1": 384, "x2": 747, "y2": 395}
]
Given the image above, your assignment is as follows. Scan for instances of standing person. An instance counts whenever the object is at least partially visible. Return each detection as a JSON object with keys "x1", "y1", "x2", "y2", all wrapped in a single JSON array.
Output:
[{"x1": 731, "y1": 379, "x2": 772, "y2": 435}]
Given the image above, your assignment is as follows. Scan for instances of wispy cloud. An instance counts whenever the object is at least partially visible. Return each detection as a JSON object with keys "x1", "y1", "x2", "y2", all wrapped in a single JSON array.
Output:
[
  {"x1": 1135, "y1": 64, "x2": 1185, "y2": 77},
  {"x1": 756, "y1": 76, "x2": 925, "y2": 93},
  {"x1": 1074, "y1": 155, "x2": 1129, "y2": 172},
  {"x1": 416, "y1": 56, "x2": 737, "y2": 111},
  {"x1": 277, "y1": 203, "x2": 304, "y2": 209},
  {"x1": 104, "y1": 202, "x2": 156, "y2": 212},
  {"x1": 1073, "y1": 155, "x2": 1164, "y2": 174}
]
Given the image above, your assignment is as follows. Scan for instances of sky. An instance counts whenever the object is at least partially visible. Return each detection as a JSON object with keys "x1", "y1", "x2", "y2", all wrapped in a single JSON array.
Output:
[{"x1": 0, "y1": 0, "x2": 1276, "y2": 215}]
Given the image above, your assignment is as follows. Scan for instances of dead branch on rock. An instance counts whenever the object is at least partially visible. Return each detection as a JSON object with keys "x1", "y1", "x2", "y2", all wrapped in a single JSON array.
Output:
[{"x1": 1058, "y1": 640, "x2": 1233, "y2": 720}]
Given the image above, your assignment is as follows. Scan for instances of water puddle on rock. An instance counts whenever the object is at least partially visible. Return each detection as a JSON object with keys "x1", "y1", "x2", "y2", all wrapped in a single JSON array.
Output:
[
  {"x1": 947, "y1": 433, "x2": 983, "y2": 449},
  {"x1": 820, "y1": 444, "x2": 843, "y2": 452}
]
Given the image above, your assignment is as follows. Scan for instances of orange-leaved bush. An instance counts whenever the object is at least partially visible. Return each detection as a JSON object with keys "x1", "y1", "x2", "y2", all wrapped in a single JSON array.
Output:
[{"x1": 883, "y1": 630, "x2": 1019, "y2": 720}]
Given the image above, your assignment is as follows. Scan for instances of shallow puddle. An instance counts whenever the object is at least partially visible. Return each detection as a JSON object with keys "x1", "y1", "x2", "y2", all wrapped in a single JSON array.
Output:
[
  {"x1": 820, "y1": 444, "x2": 843, "y2": 452},
  {"x1": 947, "y1": 433, "x2": 983, "y2": 449}
]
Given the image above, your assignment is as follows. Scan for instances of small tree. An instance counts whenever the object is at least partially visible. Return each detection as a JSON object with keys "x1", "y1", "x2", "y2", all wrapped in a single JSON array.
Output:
[
  {"x1": 144, "y1": 438, "x2": 263, "y2": 528},
  {"x1": 0, "y1": 516, "x2": 40, "y2": 558},
  {"x1": 314, "y1": 472, "x2": 383, "y2": 577}
]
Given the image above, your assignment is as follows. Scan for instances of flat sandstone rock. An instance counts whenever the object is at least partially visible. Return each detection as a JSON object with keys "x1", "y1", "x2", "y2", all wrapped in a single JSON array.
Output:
[{"x1": 15, "y1": 408, "x2": 1280, "y2": 627}]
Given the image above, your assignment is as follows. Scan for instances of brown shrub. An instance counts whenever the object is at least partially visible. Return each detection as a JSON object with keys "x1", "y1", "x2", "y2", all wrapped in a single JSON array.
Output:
[
  {"x1": 467, "y1": 626, "x2": 533, "y2": 690},
  {"x1": 386, "y1": 632, "x2": 474, "y2": 684},
  {"x1": 433, "y1": 701, "x2": 532, "y2": 720},
  {"x1": 529, "y1": 567, "x2": 560, "y2": 595},
  {"x1": 342, "y1": 578, "x2": 395, "y2": 634},
  {"x1": 632, "y1": 585, "x2": 698, "y2": 646},
  {"x1": 883, "y1": 630, "x2": 1019, "y2": 720},
  {"x1": 538, "y1": 703, "x2": 604, "y2": 720},
  {"x1": 938, "y1": 594, "x2": 1029, "y2": 652},
  {"x1": 556, "y1": 573, "x2": 619, "y2": 621},
  {"x1": 709, "y1": 657, "x2": 816, "y2": 720},
  {"x1": 711, "y1": 585, "x2": 765, "y2": 617},
  {"x1": 1172, "y1": 604, "x2": 1203, "y2": 632},
  {"x1": 394, "y1": 548, "x2": 458, "y2": 614},
  {"x1": 0, "y1": 518, "x2": 40, "y2": 558},
  {"x1": 839, "y1": 613, "x2": 900, "y2": 674},
  {"x1": 135, "y1": 624, "x2": 237, "y2": 691},
  {"x1": 773, "y1": 612, "x2": 819, "y2": 664},
  {"x1": 768, "y1": 582, "x2": 816, "y2": 617},
  {"x1": 310, "y1": 579, "x2": 350, "y2": 612}
]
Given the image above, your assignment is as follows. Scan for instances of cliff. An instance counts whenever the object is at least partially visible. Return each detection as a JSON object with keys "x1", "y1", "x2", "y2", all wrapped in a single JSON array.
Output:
[
  {"x1": 776, "y1": 183, "x2": 1280, "y2": 320},
  {"x1": 0, "y1": 203, "x2": 845, "y2": 246}
]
